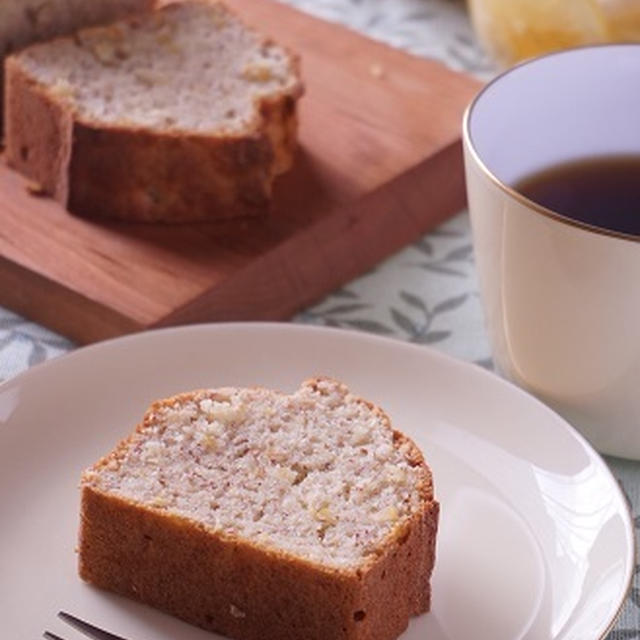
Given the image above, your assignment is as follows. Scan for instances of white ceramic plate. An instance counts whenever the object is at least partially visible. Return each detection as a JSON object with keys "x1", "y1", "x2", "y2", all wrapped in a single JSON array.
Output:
[{"x1": 0, "y1": 323, "x2": 633, "y2": 640}]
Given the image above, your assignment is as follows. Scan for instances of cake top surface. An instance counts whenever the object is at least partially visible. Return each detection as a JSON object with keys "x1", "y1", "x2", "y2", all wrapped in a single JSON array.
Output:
[
  {"x1": 15, "y1": 1, "x2": 301, "y2": 133},
  {"x1": 0, "y1": 0, "x2": 152, "y2": 55},
  {"x1": 83, "y1": 378, "x2": 430, "y2": 570}
]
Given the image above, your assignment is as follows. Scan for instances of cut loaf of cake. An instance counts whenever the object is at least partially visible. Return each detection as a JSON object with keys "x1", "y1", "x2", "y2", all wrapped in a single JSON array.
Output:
[
  {"x1": 79, "y1": 378, "x2": 439, "y2": 640},
  {"x1": 5, "y1": 1, "x2": 303, "y2": 222},
  {"x1": 0, "y1": 0, "x2": 154, "y2": 132}
]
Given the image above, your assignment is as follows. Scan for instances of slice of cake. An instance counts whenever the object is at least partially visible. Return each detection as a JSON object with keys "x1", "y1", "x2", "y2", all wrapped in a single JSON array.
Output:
[
  {"x1": 0, "y1": 0, "x2": 154, "y2": 133},
  {"x1": 5, "y1": 1, "x2": 303, "y2": 222},
  {"x1": 78, "y1": 378, "x2": 439, "y2": 640}
]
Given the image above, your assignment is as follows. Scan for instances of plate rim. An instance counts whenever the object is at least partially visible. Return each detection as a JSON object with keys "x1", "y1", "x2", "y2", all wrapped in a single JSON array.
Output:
[{"x1": 0, "y1": 321, "x2": 635, "y2": 639}]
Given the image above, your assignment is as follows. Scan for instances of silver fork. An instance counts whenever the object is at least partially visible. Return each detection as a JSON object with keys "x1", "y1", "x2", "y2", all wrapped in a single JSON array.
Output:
[{"x1": 44, "y1": 611, "x2": 129, "y2": 640}]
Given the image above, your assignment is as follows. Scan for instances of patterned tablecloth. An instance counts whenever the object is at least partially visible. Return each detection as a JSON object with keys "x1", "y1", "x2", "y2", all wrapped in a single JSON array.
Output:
[{"x1": 0, "y1": 1, "x2": 637, "y2": 637}]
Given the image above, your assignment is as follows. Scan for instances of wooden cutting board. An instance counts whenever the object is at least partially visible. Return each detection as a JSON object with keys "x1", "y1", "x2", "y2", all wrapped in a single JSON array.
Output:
[{"x1": 0, "y1": 0, "x2": 481, "y2": 344}]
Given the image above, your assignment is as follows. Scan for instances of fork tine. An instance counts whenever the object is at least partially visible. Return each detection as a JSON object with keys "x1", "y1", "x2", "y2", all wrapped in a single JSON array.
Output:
[
  {"x1": 58, "y1": 612, "x2": 129, "y2": 640},
  {"x1": 43, "y1": 632, "x2": 65, "y2": 640}
]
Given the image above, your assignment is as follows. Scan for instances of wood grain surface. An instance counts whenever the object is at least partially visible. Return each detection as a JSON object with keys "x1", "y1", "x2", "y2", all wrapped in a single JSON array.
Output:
[{"x1": 0, "y1": 0, "x2": 481, "y2": 344}]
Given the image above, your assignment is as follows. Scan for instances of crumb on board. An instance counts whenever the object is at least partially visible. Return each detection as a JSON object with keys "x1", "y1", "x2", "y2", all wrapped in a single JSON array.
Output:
[
  {"x1": 369, "y1": 63, "x2": 385, "y2": 79},
  {"x1": 26, "y1": 180, "x2": 47, "y2": 196}
]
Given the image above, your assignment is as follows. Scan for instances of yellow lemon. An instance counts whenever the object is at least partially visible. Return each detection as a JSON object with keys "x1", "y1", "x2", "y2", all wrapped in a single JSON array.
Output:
[
  {"x1": 598, "y1": 0, "x2": 640, "y2": 40},
  {"x1": 469, "y1": 0, "x2": 609, "y2": 66}
]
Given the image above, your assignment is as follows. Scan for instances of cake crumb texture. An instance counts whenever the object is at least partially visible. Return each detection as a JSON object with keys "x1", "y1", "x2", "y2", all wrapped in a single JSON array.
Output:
[
  {"x1": 0, "y1": 0, "x2": 155, "y2": 131},
  {"x1": 5, "y1": 1, "x2": 303, "y2": 222},
  {"x1": 79, "y1": 378, "x2": 439, "y2": 640}
]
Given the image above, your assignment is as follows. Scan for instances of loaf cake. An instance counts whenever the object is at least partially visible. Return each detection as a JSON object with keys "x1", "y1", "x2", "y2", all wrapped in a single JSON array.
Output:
[
  {"x1": 79, "y1": 378, "x2": 439, "y2": 640},
  {"x1": 5, "y1": 1, "x2": 303, "y2": 222},
  {"x1": 0, "y1": 0, "x2": 154, "y2": 133}
]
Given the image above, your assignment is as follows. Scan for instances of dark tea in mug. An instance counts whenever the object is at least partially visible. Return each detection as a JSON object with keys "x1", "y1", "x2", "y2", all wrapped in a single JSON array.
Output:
[{"x1": 514, "y1": 155, "x2": 640, "y2": 236}]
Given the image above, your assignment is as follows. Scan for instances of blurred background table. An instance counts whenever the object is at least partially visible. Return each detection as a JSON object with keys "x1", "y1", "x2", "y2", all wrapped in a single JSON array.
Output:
[{"x1": 0, "y1": 1, "x2": 637, "y2": 637}]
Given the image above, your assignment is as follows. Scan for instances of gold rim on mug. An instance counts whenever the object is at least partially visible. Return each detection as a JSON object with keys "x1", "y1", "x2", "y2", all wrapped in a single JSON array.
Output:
[
  {"x1": 462, "y1": 43, "x2": 640, "y2": 244},
  {"x1": 464, "y1": 44, "x2": 638, "y2": 638}
]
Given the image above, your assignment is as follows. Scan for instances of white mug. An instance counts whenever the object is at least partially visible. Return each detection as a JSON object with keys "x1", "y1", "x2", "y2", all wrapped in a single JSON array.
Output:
[{"x1": 463, "y1": 45, "x2": 640, "y2": 459}]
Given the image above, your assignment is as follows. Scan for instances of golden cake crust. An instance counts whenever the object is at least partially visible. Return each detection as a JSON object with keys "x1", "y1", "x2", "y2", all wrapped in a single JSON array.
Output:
[
  {"x1": 78, "y1": 379, "x2": 439, "y2": 640},
  {"x1": 4, "y1": 2, "x2": 303, "y2": 222}
]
